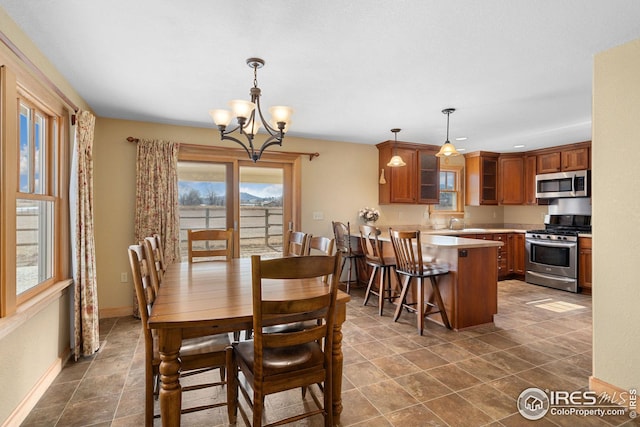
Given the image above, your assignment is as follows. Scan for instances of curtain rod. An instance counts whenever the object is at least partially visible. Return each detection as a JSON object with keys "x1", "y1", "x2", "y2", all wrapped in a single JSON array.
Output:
[
  {"x1": 0, "y1": 30, "x2": 79, "y2": 124},
  {"x1": 126, "y1": 137, "x2": 320, "y2": 161}
]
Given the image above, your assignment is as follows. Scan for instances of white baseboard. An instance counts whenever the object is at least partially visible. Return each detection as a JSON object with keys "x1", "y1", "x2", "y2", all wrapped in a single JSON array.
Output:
[{"x1": 2, "y1": 349, "x2": 71, "y2": 427}]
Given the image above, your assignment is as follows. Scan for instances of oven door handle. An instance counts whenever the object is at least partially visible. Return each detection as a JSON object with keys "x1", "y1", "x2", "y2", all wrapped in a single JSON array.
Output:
[
  {"x1": 527, "y1": 270, "x2": 577, "y2": 283},
  {"x1": 525, "y1": 239, "x2": 576, "y2": 248}
]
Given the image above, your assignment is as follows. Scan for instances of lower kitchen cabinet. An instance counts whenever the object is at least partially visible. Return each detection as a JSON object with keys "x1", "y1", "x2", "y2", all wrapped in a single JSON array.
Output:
[{"x1": 579, "y1": 236, "x2": 592, "y2": 294}]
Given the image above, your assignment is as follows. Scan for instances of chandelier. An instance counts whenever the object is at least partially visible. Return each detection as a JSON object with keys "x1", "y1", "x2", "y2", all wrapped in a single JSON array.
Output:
[
  {"x1": 436, "y1": 108, "x2": 461, "y2": 157},
  {"x1": 209, "y1": 58, "x2": 293, "y2": 162}
]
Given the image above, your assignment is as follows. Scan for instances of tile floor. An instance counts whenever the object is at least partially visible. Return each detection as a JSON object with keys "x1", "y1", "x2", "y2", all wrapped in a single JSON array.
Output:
[{"x1": 20, "y1": 280, "x2": 639, "y2": 426}]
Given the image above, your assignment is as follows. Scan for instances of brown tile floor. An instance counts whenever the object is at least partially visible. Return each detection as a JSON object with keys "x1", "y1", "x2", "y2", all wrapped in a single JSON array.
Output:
[{"x1": 20, "y1": 280, "x2": 640, "y2": 426}]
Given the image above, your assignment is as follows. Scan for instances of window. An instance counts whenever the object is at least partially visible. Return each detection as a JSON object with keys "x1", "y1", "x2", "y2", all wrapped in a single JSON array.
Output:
[
  {"x1": 1, "y1": 63, "x2": 71, "y2": 317},
  {"x1": 431, "y1": 165, "x2": 463, "y2": 213},
  {"x1": 16, "y1": 100, "x2": 57, "y2": 297}
]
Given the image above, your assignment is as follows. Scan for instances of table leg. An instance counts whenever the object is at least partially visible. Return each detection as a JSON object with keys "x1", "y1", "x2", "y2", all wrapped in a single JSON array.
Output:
[
  {"x1": 332, "y1": 301, "x2": 347, "y2": 426},
  {"x1": 158, "y1": 328, "x2": 182, "y2": 427}
]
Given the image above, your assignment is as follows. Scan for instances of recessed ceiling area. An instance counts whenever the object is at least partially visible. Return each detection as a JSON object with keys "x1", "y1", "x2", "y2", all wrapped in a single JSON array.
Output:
[{"x1": 1, "y1": 1, "x2": 639, "y2": 153}]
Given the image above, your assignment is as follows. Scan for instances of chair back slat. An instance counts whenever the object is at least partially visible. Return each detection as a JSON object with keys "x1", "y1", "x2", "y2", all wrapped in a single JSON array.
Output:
[{"x1": 188, "y1": 228, "x2": 233, "y2": 262}]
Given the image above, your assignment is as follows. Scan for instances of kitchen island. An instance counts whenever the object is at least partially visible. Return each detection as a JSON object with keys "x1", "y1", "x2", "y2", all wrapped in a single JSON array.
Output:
[{"x1": 357, "y1": 231, "x2": 503, "y2": 331}]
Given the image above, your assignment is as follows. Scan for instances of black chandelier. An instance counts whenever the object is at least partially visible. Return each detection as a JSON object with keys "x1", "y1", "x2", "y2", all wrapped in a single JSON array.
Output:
[{"x1": 209, "y1": 58, "x2": 293, "y2": 162}]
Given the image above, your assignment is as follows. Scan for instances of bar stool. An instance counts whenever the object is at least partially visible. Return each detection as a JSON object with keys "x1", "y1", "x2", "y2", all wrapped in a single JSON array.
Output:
[
  {"x1": 360, "y1": 225, "x2": 399, "y2": 316},
  {"x1": 332, "y1": 221, "x2": 364, "y2": 293},
  {"x1": 388, "y1": 228, "x2": 451, "y2": 335}
]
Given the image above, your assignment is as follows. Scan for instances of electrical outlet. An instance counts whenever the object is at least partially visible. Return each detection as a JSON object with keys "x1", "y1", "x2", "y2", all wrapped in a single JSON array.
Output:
[{"x1": 120, "y1": 272, "x2": 128, "y2": 283}]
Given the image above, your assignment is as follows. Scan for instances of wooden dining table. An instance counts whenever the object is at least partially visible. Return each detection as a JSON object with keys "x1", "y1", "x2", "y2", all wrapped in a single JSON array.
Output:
[{"x1": 148, "y1": 258, "x2": 351, "y2": 426}]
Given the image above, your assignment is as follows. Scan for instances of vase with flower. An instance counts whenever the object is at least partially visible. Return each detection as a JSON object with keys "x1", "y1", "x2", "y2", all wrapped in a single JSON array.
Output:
[{"x1": 359, "y1": 207, "x2": 380, "y2": 226}]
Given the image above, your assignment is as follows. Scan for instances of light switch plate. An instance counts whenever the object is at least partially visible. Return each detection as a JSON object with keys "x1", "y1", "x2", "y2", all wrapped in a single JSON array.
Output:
[{"x1": 312, "y1": 211, "x2": 324, "y2": 220}]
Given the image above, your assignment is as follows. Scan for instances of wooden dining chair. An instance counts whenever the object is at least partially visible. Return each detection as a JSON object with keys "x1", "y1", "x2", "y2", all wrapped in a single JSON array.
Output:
[
  {"x1": 226, "y1": 253, "x2": 342, "y2": 427},
  {"x1": 388, "y1": 228, "x2": 451, "y2": 335},
  {"x1": 332, "y1": 221, "x2": 364, "y2": 293},
  {"x1": 306, "y1": 236, "x2": 335, "y2": 256},
  {"x1": 360, "y1": 225, "x2": 399, "y2": 316},
  {"x1": 188, "y1": 228, "x2": 233, "y2": 262},
  {"x1": 143, "y1": 235, "x2": 164, "y2": 295},
  {"x1": 283, "y1": 230, "x2": 310, "y2": 257},
  {"x1": 128, "y1": 244, "x2": 230, "y2": 426}
]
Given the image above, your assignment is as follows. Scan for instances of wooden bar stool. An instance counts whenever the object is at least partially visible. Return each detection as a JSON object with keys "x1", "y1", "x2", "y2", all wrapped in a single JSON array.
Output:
[
  {"x1": 388, "y1": 228, "x2": 451, "y2": 334},
  {"x1": 332, "y1": 221, "x2": 364, "y2": 293},
  {"x1": 359, "y1": 225, "x2": 399, "y2": 316}
]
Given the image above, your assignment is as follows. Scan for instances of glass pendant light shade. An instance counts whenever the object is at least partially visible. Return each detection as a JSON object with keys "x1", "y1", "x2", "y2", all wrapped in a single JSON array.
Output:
[
  {"x1": 269, "y1": 105, "x2": 293, "y2": 125},
  {"x1": 387, "y1": 155, "x2": 407, "y2": 167},
  {"x1": 229, "y1": 99, "x2": 256, "y2": 119},
  {"x1": 243, "y1": 119, "x2": 262, "y2": 135},
  {"x1": 436, "y1": 108, "x2": 461, "y2": 158},
  {"x1": 209, "y1": 109, "x2": 233, "y2": 127},
  {"x1": 387, "y1": 128, "x2": 406, "y2": 167},
  {"x1": 436, "y1": 141, "x2": 460, "y2": 157}
]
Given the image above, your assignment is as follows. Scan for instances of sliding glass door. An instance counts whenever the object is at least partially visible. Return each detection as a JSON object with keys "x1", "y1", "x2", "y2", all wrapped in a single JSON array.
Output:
[{"x1": 177, "y1": 158, "x2": 293, "y2": 259}]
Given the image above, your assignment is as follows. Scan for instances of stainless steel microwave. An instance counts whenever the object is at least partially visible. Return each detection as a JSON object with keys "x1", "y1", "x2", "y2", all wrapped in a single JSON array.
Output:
[{"x1": 535, "y1": 170, "x2": 590, "y2": 199}]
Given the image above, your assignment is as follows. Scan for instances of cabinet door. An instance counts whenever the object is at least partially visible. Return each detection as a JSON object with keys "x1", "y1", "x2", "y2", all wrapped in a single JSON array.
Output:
[
  {"x1": 562, "y1": 147, "x2": 589, "y2": 171},
  {"x1": 499, "y1": 156, "x2": 524, "y2": 205},
  {"x1": 418, "y1": 151, "x2": 439, "y2": 204},
  {"x1": 512, "y1": 233, "x2": 525, "y2": 275},
  {"x1": 537, "y1": 152, "x2": 561, "y2": 174},
  {"x1": 579, "y1": 237, "x2": 592, "y2": 294},
  {"x1": 525, "y1": 155, "x2": 537, "y2": 205},
  {"x1": 389, "y1": 148, "x2": 417, "y2": 203},
  {"x1": 481, "y1": 157, "x2": 499, "y2": 204}
]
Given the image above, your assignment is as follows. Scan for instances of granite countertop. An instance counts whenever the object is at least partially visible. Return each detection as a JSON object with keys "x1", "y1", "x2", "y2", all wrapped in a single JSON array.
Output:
[{"x1": 371, "y1": 231, "x2": 504, "y2": 249}]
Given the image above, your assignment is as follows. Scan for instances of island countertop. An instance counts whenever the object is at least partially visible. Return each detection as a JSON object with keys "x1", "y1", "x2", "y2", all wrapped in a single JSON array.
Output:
[{"x1": 369, "y1": 231, "x2": 504, "y2": 250}]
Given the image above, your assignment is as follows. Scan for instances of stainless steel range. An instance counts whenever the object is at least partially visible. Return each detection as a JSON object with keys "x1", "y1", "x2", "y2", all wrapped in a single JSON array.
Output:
[{"x1": 525, "y1": 214, "x2": 591, "y2": 293}]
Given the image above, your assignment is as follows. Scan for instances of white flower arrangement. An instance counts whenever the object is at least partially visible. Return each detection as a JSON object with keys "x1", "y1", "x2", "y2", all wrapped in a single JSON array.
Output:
[{"x1": 358, "y1": 207, "x2": 380, "y2": 223}]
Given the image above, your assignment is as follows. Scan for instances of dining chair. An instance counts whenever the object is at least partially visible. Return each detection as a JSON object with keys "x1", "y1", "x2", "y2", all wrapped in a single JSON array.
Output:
[
  {"x1": 143, "y1": 235, "x2": 164, "y2": 295},
  {"x1": 306, "y1": 236, "x2": 335, "y2": 256},
  {"x1": 332, "y1": 221, "x2": 364, "y2": 293},
  {"x1": 226, "y1": 253, "x2": 342, "y2": 427},
  {"x1": 283, "y1": 230, "x2": 310, "y2": 257},
  {"x1": 187, "y1": 228, "x2": 233, "y2": 262},
  {"x1": 388, "y1": 228, "x2": 451, "y2": 335},
  {"x1": 128, "y1": 244, "x2": 230, "y2": 426},
  {"x1": 360, "y1": 225, "x2": 399, "y2": 316}
]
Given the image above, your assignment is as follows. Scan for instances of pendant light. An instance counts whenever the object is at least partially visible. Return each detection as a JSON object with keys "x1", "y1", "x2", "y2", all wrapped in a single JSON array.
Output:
[
  {"x1": 436, "y1": 108, "x2": 461, "y2": 157},
  {"x1": 387, "y1": 128, "x2": 406, "y2": 167}
]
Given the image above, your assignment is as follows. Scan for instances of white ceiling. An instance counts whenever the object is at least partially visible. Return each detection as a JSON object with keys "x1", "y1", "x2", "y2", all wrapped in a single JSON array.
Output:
[{"x1": 2, "y1": 0, "x2": 640, "y2": 153}]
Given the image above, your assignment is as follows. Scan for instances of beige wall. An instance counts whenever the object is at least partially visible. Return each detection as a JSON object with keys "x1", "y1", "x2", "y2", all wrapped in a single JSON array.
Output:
[{"x1": 592, "y1": 38, "x2": 640, "y2": 391}]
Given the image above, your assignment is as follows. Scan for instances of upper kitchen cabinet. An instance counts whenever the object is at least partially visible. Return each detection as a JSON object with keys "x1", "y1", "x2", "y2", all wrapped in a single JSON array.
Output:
[
  {"x1": 377, "y1": 141, "x2": 440, "y2": 204},
  {"x1": 536, "y1": 141, "x2": 591, "y2": 173},
  {"x1": 465, "y1": 151, "x2": 499, "y2": 205},
  {"x1": 498, "y1": 154, "x2": 525, "y2": 205}
]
